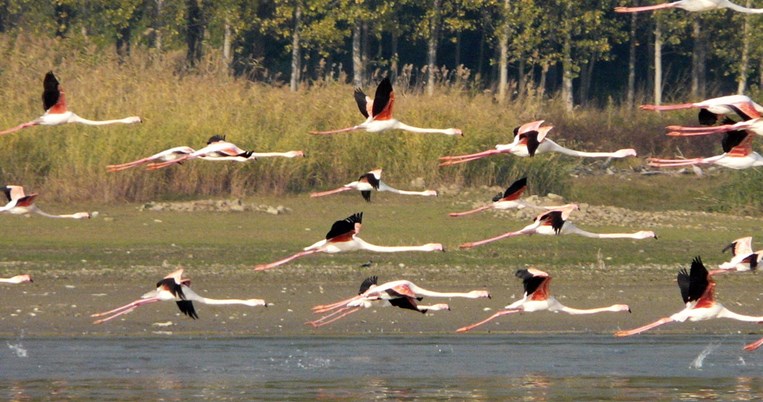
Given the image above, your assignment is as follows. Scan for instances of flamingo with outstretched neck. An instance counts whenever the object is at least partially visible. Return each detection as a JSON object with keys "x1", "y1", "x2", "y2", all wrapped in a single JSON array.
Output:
[
  {"x1": 254, "y1": 212, "x2": 444, "y2": 271},
  {"x1": 0, "y1": 274, "x2": 32, "y2": 284},
  {"x1": 456, "y1": 268, "x2": 630, "y2": 332},
  {"x1": 640, "y1": 95, "x2": 763, "y2": 126},
  {"x1": 0, "y1": 185, "x2": 91, "y2": 219},
  {"x1": 91, "y1": 268, "x2": 266, "y2": 324},
  {"x1": 438, "y1": 121, "x2": 636, "y2": 166},
  {"x1": 309, "y1": 77, "x2": 462, "y2": 136},
  {"x1": 310, "y1": 169, "x2": 437, "y2": 202},
  {"x1": 0, "y1": 71, "x2": 141, "y2": 136},
  {"x1": 307, "y1": 276, "x2": 489, "y2": 327},
  {"x1": 615, "y1": 256, "x2": 763, "y2": 338},
  {"x1": 615, "y1": 0, "x2": 763, "y2": 14},
  {"x1": 459, "y1": 204, "x2": 656, "y2": 249}
]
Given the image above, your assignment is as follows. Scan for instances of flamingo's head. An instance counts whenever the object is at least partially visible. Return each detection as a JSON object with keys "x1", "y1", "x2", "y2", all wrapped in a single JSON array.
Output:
[
  {"x1": 634, "y1": 231, "x2": 657, "y2": 240},
  {"x1": 126, "y1": 116, "x2": 142, "y2": 124},
  {"x1": 445, "y1": 128, "x2": 463, "y2": 136},
  {"x1": 611, "y1": 304, "x2": 631, "y2": 313},
  {"x1": 7, "y1": 274, "x2": 32, "y2": 284},
  {"x1": 613, "y1": 148, "x2": 638, "y2": 158},
  {"x1": 467, "y1": 290, "x2": 491, "y2": 299}
]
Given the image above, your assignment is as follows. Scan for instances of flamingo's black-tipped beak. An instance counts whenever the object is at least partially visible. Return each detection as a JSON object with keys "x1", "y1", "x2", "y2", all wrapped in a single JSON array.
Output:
[{"x1": 627, "y1": 308, "x2": 632, "y2": 313}]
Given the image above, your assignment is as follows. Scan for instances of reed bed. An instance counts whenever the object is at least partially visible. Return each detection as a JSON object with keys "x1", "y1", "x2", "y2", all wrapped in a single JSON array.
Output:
[{"x1": 0, "y1": 35, "x2": 747, "y2": 206}]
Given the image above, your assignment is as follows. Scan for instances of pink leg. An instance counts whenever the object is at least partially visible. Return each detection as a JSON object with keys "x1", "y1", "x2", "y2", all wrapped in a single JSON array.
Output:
[
  {"x1": 309, "y1": 126, "x2": 361, "y2": 135},
  {"x1": 91, "y1": 298, "x2": 161, "y2": 324},
  {"x1": 254, "y1": 249, "x2": 320, "y2": 271},
  {"x1": 146, "y1": 156, "x2": 192, "y2": 170},
  {"x1": 614, "y1": 3, "x2": 678, "y2": 12},
  {"x1": 106, "y1": 158, "x2": 152, "y2": 172},
  {"x1": 459, "y1": 230, "x2": 526, "y2": 249},
  {"x1": 306, "y1": 307, "x2": 362, "y2": 327},
  {"x1": 310, "y1": 187, "x2": 353, "y2": 198},
  {"x1": 648, "y1": 158, "x2": 705, "y2": 168},
  {"x1": 438, "y1": 149, "x2": 502, "y2": 165},
  {"x1": 744, "y1": 337, "x2": 763, "y2": 352},
  {"x1": 456, "y1": 310, "x2": 521, "y2": 333},
  {"x1": 312, "y1": 295, "x2": 363, "y2": 313},
  {"x1": 639, "y1": 102, "x2": 693, "y2": 111},
  {"x1": 0, "y1": 121, "x2": 38, "y2": 136},
  {"x1": 449, "y1": 205, "x2": 492, "y2": 217},
  {"x1": 614, "y1": 317, "x2": 674, "y2": 337}
]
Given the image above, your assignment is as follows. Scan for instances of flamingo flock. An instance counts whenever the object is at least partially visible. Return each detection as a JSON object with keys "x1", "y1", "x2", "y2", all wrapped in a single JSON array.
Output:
[{"x1": 2, "y1": 61, "x2": 763, "y2": 357}]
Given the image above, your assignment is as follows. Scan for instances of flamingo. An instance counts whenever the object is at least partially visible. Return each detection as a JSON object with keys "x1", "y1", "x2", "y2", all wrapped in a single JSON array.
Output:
[
  {"x1": 0, "y1": 185, "x2": 91, "y2": 219},
  {"x1": 0, "y1": 71, "x2": 142, "y2": 136},
  {"x1": 306, "y1": 276, "x2": 489, "y2": 327},
  {"x1": 615, "y1": 256, "x2": 763, "y2": 337},
  {"x1": 711, "y1": 236, "x2": 761, "y2": 275},
  {"x1": 106, "y1": 146, "x2": 196, "y2": 172},
  {"x1": 438, "y1": 121, "x2": 636, "y2": 166},
  {"x1": 639, "y1": 95, "x2": 763, "y2": 126},
  {"x1": 448, "y1": 177, "x2": 561, "y2": 217},
  {"x1": 459, "y1": 204, "x2": 656, "y2": 249},
  {"x1": 146, "y1": 135, "x2": 304, "y2": 170},
  {"x1": 456, "y1": 268, "x2": 630, "y2": 333},
  {"x1": 647, "y1": 131, "x2": 763, "y2": 170},
  {"x1": 666, "y1": 118, "x2": 763, "y2": 138},
  {"x1": 309, "y1": 77, "x2": 462, "y2": 136},
  {"x1": 310, "y1": 168, "x2": 437, "y2": 202},
  {"x1": 254, "y1": 212, "x2": 444, "y2": 271},
  {"x1": 615, "y1": 0, "x2": 763, "y2": 13},
  {"x1": 91, "y1": 268, "x2": 266, "y2": 324},
  {"x1": 0, "y1": 274, "x2": 32, "y2": 284}
]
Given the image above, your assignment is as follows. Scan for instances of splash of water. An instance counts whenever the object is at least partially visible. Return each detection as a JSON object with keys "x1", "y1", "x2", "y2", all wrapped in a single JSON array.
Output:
[
  {"x1": 7, "y1": 341, "x2": 28, "y2": 358},
  {"x1": 689, "y1": 342, "x2": 720, "y2": 369}
]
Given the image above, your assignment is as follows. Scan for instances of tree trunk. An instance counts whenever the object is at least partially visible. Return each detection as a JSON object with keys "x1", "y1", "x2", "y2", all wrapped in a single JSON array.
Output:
[
  {"x1": 580, "y1": 59, "x2": 596, "y2": 106},
  {"x1": 289, "y1": 3, "x2": 302, "y2": 92},
  {"x1": 352, "y1": 21, "x2": 363, "y2": 87},
  {"x1": 518, "y1": 59, "x2": 526, "y2": 99},
  {"x1": 561, "y1": 30, "x2": 573, "y2": 111},
  {"x1": 497, "y1": 0, "x2": 510, "y2": 103},
  {"x1": 627, "y1": 11, "x2": 637, "y2": 107},
  {"x1": 223, "y1": 19, "x2": 232, "y2": 67},
  {"x1": 454, "y1": 31, "x2": 461, "y2": 67},
  {"x1": 690, "y1": 19, "x2": 706, "y2": 98},
  {"x1": 185, "y1": 0, "x2": 207, "y2": 68},
  {"x1": 115, "y1": 25, "x2": 132, "y2": 62},
  {"x1": 390, "y1": 30, "x2": 399, "y2": 81},
  {"x1": 738, "y1": 1, "x2": 751, "y2": 94},
  {"x1": 362, "y1": 21, "x2": 369, "y2": 78},
  {"x1": 54, "y1": 1, "x2": 74, "y2": 38},
  {"x1": 426, "y1": 0, "x2": 441, "y2": 96},
  {"x1": 654, "y1": 19, "x2": 662, "y2": 106},
  {"x1": 539, "y1": 62, "x2": 549, "y2": 97},
  {"x1": 150, "y1": 0, "x2": 163, "y2": 51}
]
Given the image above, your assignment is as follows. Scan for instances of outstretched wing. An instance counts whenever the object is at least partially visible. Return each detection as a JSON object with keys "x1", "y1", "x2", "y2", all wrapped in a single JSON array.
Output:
[
  {"x1": 325, "y1": 212, "x2": 364, "y2": 240},
  {"x1": 721, "y1": 131, "x2": 749, "y2": 153},
  {"x1": 515, "y1": 269, "x2": 549, "y2": 297},
  {"x1": 678, "y1": 256, "x2": 710, "y2": 304},
  {"x1": 500, "y1": 177, "x2": 527, "y2": 201},
  {"x1": 42, "y1": 71, "x2": 61, "y2": 111},
  {"x1": 371, "y1": 78, "x2": 393, "y2": 119},
  {"x1": 175, "y1": 300, "x2": 199, "y2": 319},
  {"x1": 358, "y1": 276, "x2": 378, "y2": 294},
  {"x1": 354, "y1": 88, "x2": 369, "y2": 118}
]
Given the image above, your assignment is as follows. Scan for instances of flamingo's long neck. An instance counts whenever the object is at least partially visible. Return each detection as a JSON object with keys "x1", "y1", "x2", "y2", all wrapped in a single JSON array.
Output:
[
  {"x1": 716, "y1": 307, "x2": 763, "y2": 322},
  {"x1": 378, "y1": 182, "x2": 436, "y2": 196},
  {"x1": 354, "y1": 237, "x2": 442, "y2": 253},
  {"x1": 724, "y1": 0, "x2": 763, "y2": 13},
  {"x1": 68, "y1": 115, "x2": 142, "y2": 126},
  {"x1": 555, "y1": 303, "x2": 629, "y2": 315},
  {"x1": 249, "y1": 151, "x2": 303, "y2": 158},
  {"x1": 562, "y1": 223, "x2": 654, "y2": 239},
  {"x1": 393, "y1": 121, "x2": 461, "y2": 136},
  {"x1": 543, "y1": 140, "x2": 636, "y2": 158},
  {"x1": 33, "y1": 207, "x2": 90, "y2": 219}
]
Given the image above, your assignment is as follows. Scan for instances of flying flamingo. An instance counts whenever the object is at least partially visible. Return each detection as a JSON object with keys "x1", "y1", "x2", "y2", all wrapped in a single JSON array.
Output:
[
  {"x1": 307, "y1": 276, "x2": 489, "y2": 327},
  {"x1": 615, "y1": 0, "x2": 763, "y2": 13},
  {"x1": 665, "y1": 118, "x2": 763, "y2": 138},
  {"x1": 310, "y1": 168, "x2": 437, "y2": 202},
  {"x1": 0, "y1": 71, "x2": 142, "y2": 136},
  {"x1": 459, "y1": 204, "x2": 656, "y2": 249},
  {"x1": 639, "y1": 95, "x2": 763, "y2": 126},
  {"x1": 448, "y1": 177, "x2": 562, "y2": 217},
  {"x1": 309, "y1": 77, "x2": 463, "y2": 136},
  {"x1": 106, "y1": 146, "x2": 196, "y2": 172},
  {"x1": 711, "y1": 236, "x2": 760, "y2": 275},
  {"x1": 647, "y1": 131, "x2": 763, "y2": 170},
  {"x1": 254, "y1": 212, "x2": 444, "y2": 271},
  {"x1": 456, "y1": 268, "x2": 630, "y2": 333},
  {"x1": 146, "y1": 135, "x2": 304, "y2": 170},
  {"x1": 0, "y1": 274, "x2": 32, "y2": 284},
  {"x1": 615, "y1": 256, "x2": 763, "y2": 338},
  {"x1": 91, "y1": 268, "x2": 266, "y2": 324},
  {"x1": 438, "y1": 121, "x2": 636, "y2": 166},
  {"x1": 0, "y1": 185, "x2": 91, "y2": 219}
]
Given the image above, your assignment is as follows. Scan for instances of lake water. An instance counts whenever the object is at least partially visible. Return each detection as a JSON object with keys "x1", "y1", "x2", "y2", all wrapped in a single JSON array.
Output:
[{"x1": 2, "y1": 334, "x2": 763, "y2": 399}]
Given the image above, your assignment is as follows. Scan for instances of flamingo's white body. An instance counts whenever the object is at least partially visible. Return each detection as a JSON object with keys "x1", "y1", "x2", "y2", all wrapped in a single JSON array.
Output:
[
  {"x1": 615, "y1": 0, "x2": 763, "y2": 13},
  {"x1": 91, "y1": 268, "x2": 266, "y2": 324},
  {"x1": 254, "y1": 212, "x2": 444, "y2": 271},
  {"x1": 310, "y1": 169, "x2": 437, "y2": 202},
  {"x1": 0, "y1": 185, "x2": 91, "y2": 219},
  {"x1": 615, "y1": 257, "x2": 763, "y2": 340},
  {"x1": 438, "y1": 121, "x2": 636, "y2": 166},
  {"x1": 711, "y1": 237, "x2": 761, "y2": 275},
  {"x1": 107, "y1": 146, "x2": 196, "y2": 172},
  {"x1": 457, "y1": 268, "x2": 630, "y2": 332},
  {"x1": 459, "y1": 204, "x2": 656, "y2": 249},
  {"x1": 0, "y1": 274, "x2": 32, "y2": 284},
  {"x1": 310, "y1": 77, "x2": 462, "y2": 136},
  {"x1": 307, "y1": 276, "x2": 489, "y2": 327},
  {"x1": 0, "y1": 71, "x2": 141, "y2": 136}
]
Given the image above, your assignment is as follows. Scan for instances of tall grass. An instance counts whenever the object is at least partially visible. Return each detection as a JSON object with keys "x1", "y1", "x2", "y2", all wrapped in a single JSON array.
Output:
[{"x1": 0, "y1": 35, "x2": 750, "y2": 205}]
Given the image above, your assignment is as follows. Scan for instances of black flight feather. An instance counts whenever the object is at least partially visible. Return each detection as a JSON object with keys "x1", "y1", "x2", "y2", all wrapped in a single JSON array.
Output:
[
  {"x1": 354, "y1": 88, "x2": 369, "y2": 118},
  {"x1": 42, "y1": 71, "x2": 60, "y2": 111},
  {"x1": 371, "y1": 78, "x2": 393, "y2": 118},
  {"x1": 358, "y1": 276, "x2": 378, "y2": 294},
  {"x1": 515, "y1": 269, "x2": 546, "y2": 296},
  {"x1": 325, "y1": 212, "x2": 363, "y2": 240}
]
